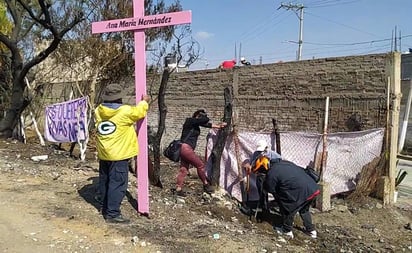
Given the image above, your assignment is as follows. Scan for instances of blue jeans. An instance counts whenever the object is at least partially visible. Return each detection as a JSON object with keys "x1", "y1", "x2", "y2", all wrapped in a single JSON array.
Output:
[{"x1": 99, "y1": 159, "x2": 129, "y2": 218}]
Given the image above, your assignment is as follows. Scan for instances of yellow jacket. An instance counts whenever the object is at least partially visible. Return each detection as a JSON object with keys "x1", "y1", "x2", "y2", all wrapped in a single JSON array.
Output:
[{"x1": 95, "y1": 101, "x2": 149, "y2": 161}]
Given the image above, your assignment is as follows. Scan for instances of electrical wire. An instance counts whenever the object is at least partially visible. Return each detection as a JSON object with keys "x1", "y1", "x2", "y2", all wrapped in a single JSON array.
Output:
[
  {"x1": 221, "y1": 2, "x2": 301, "y2": 50},
  {"x1": 203, "y1": 37, "x2": 397, "y2": 67},
  {"x1": 217, "y1": 10, "x2": 292, "y2": 57},
  {"x1": 302, "y1": 34, "x2": 411, "y2": 46},
  {"x1": 306, "y1": 0, "x2": 362, "y2": 9},
  {"x1": 193, "y1": 1, "x2": 411, "y2": 68},
  {"x1": 236, "y1": 10, "x2": 289, "y2": 42},
  {"x1": 305, "y1": 11, "x2": 380, "y2": 38}
]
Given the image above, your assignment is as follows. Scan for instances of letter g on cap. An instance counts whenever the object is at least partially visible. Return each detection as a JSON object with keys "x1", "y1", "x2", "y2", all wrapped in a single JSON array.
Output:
[{"x1": 98, "y1": 121, "x2": 116, "y2": 135}]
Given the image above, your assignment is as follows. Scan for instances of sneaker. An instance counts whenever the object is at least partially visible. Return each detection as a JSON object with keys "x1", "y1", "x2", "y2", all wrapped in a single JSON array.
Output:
[
  {"x1": 307, "y1": 230, "x2": 317, "y2": 239},
  {"x1": 203, "y1": 184, "x2": 214, "y2": 194},
  {"x1": 105, "y1": 215, "x2": 130, "y2": 224},
  {"x1": 274, "y1": 226, "x2": 294, "y2": 239}
]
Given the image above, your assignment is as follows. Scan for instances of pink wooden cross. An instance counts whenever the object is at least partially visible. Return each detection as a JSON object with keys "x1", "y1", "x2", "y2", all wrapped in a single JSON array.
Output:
[{"x1": 92, "y1": 1, "x2": 191, "y2": 215}]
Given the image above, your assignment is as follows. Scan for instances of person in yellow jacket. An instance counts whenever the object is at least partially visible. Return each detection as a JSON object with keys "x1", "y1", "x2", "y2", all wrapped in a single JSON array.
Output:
[{"x1": 95, "y1": 83, "x2": 150, "y2": 224}]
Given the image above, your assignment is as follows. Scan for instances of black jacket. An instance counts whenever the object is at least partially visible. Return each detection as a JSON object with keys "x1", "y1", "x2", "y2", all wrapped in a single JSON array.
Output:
[
  {"x1": 265, "y1": 160, "x2": 319, "y2": 213},
  {"x1": 180, "y1": 115, "x2": 212, "y2": 150}
]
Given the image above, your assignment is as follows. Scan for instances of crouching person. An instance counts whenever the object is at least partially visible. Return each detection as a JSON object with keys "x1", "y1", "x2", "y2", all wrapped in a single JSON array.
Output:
[
  {"x1": 243, "y1": 140, "x2": 281, "y2": 213},
  {"x1": 264, "y1": 159, "x2": 320, "y2": 239}
]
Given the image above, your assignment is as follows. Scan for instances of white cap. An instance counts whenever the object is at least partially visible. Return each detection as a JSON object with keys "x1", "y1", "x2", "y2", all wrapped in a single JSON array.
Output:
[
  {"x1": 240, "y1": 57, "x2": 245, "y2": 61},
  {"x1": 256, "y1": 140, "x2": 269, "y2": 152}
]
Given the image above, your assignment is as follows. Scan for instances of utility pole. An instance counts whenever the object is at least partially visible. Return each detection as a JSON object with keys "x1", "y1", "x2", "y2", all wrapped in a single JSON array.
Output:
[{"x1": 279, "y1": 3, "x2": 305, "y2": 60}]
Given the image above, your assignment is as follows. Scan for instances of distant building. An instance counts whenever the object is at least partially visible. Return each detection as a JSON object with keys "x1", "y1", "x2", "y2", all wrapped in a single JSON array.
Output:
[
  {"x1": 399, "y1": 52, "x2": 412, "y2": 154},
  {"x1": 402, "y1": 51, "x2": 412, "y2": 80}
]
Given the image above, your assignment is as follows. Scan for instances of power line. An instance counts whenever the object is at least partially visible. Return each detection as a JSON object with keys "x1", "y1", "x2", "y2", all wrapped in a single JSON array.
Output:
[
  {"x1": 236, "y1": 10, "x2": 288, "y2": 43},
  {"x1": 306, "y1": 0, "x2": 362, "y2": 8},
  {"x1": 298, "y1": 34, "x2": 412, "y2": 46},
  {"x1": 214, "y1": 9, "x2": 291, "y2": 62},
  {"x1": 237, "y1": 11, "x2": 293, "y2": 50},
  {"x1": 305, "y1": 11, "x2": 379, "y2": 38},
  {"x1": 303, "y1": 38, "x2": 391, "y2": 46},
  {"x1": 201, "y1": 34, "x2": 412, "y2": 68}
]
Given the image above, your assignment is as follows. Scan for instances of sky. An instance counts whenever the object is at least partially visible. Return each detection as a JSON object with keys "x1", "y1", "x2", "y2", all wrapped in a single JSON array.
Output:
[{"x1": 164, "y1": 0, "x2": 412, "y2": 70}]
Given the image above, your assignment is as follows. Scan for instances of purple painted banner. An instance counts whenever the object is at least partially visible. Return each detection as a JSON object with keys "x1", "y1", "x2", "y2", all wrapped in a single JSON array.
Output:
[
  {"x1": 92, "y1": 11, "x2": 191, "y2": 34},
  {"x1": 44, "y1": 97, "x2": 88, "y2": 143}
]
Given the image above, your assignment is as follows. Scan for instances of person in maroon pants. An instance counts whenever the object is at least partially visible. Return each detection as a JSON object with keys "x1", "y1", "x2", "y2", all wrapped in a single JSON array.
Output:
[{"x1": 175, "y1": 109, "x2": 226, "y2": 197}]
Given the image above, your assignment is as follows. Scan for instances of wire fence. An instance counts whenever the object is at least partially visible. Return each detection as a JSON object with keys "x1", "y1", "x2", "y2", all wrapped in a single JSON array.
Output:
[{"x1": 206, "y1": 128, "x2": 384, "y2": 201}]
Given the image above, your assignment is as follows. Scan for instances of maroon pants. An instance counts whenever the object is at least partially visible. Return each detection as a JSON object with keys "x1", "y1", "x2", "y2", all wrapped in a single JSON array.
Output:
[{"x1": 176, "y1": 143, "x2": 208, "y2": 188}]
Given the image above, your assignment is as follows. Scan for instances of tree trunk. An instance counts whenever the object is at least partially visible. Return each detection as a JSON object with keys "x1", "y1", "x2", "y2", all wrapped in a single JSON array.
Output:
[
  {"x1": 150, "y1": 69, "x2": 170, "y2": 188},
  {"x1": 210, "y1": 87, "x2": 233, "y2": 186},
  {"x1": 0, "y1": 66, "x2": 27, "y2": 138},
  {"x1": 271, "y1": 118, "x2": 281, "y2": 155}
]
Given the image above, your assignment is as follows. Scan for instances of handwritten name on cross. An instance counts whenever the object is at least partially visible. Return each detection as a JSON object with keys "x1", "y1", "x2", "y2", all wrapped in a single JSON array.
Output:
[{"x1": 92, "y1": 1, "x2": 191, "y2": 215}]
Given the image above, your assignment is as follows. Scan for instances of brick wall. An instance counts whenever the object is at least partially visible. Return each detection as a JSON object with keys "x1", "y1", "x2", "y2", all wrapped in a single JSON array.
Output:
[{"x1": 148, "y1": 53, "x2": 393, "y2": 148}]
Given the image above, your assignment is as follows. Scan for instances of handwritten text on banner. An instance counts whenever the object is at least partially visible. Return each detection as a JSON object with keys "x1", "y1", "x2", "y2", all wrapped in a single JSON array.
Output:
[{"x1": 45, "y1": 97, "x2": 88, "y2": 143}]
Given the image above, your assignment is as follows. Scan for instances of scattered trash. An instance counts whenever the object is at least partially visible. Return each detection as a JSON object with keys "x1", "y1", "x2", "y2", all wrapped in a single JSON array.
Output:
[
  {"x1": 231, "y1": 216, "x2": 238, "y2": 222},
  {"x1": 131, "y1": 236, "x2": 139, "y2": 245},
  {"x1": 31, "y1": 155, "x2": 48, "y2": 162},
  {"x1": 176, "y1": 198, "x2": 185, "y2": 204},
  {"x1": 213, "y1": 233, "x2": 220, "y2": 240},
  {"x1": 278, "y1": 237, "x2": 287, "y2": 243}
]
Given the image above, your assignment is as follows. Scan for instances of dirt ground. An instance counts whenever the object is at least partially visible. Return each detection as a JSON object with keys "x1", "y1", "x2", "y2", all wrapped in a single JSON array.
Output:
[{"x1": 0, "y1": 137, "x2": 411, "y2": 253}]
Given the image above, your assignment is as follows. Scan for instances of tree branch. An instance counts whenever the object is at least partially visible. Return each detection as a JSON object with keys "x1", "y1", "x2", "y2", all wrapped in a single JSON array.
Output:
[
  {"x1": 0, "y1": 32, "x2": 17, "y2": 53},
  {"x1": 21, "y1": 14, "x2": 84, "y2": 78},
  {"x1": 38, "y1": 0, "x2": 52, "y2": 25},
  {"x1": 16, "y1": 0, "x2": 47, "y2": 27},
  {"x1": 5, "y1": 0, "x2": 21, "y2": 40}
]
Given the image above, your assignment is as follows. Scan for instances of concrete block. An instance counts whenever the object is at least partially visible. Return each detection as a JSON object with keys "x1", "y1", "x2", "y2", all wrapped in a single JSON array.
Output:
[
  {"x1": 316, "y1": 181, "x2": 331, "y2": 212},
  {"x1": 376, "y1": 176, "x2": 390, "y2": 205}
]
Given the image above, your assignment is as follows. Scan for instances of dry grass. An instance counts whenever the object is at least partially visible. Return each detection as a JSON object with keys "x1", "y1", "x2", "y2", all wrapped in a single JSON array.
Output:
[{"x1": 347, "y1": 154, "x2": 387, "y2": 202}]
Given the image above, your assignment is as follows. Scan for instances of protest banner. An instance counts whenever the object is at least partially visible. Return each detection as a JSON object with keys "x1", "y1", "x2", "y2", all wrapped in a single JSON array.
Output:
[{"x1": 45, "y1": 97, "x2": 88, "y2": 143}]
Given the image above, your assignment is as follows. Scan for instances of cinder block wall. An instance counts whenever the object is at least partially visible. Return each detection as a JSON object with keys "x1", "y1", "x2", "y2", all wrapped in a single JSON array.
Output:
[{"x1": 148, "y1": 53, "x2": 391, "y2": 148}]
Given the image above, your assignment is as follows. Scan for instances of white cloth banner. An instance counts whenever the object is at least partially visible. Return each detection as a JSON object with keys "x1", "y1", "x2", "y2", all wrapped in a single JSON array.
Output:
[
  {"x1": 206, "y1": 128, "x2": 384, "y2": 202},
  {"x1": 44, "y1": 97, "x2": 88, "y2": 143}
]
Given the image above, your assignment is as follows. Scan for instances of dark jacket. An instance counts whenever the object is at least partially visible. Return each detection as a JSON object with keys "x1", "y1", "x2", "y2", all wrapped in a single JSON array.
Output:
[
  {"x1": 265, "y1": 160, "x2": 319, "y2": 213},
  {"x1": 180, "y1": 115, "x2": 212, "y2": 150}
]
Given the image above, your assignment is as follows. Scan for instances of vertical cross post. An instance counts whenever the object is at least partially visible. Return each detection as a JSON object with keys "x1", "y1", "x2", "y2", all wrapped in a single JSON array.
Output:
[{"x1": 92, "y1": 0, "x2": 191, "y2": 215}]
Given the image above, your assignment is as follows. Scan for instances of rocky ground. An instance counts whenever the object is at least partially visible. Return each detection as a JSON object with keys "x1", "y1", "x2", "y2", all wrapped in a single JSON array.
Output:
[{"x1": 0, "y1": 137, "x2": 411, "y2": 253}]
